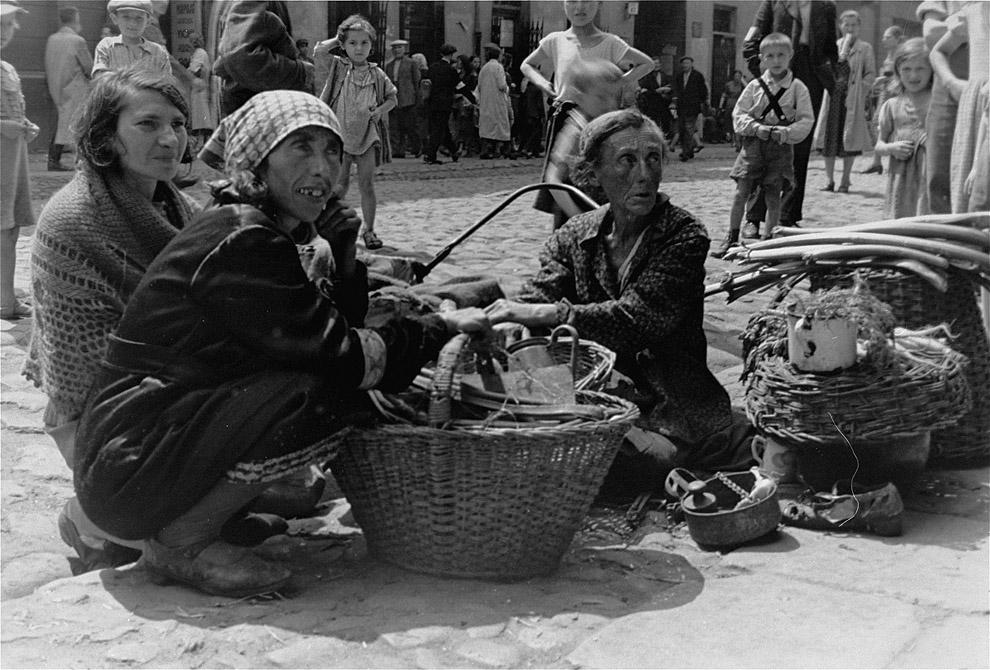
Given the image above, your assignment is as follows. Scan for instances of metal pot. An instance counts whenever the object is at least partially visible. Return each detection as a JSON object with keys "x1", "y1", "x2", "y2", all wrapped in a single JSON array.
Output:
[{"x1": 665, "y1": 469, "x2": 781, "y2": 549}]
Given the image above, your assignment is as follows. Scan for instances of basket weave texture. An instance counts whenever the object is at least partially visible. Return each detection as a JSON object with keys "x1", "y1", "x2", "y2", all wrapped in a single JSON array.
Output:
[
  {"x1": 811, "y1": 269, "x2": 989, "y2": 464},
  {"x1": 507, "y1": 336, "x2": 616, "y2": 392},
  {"x1": 746, "y1": 354, "x2": 970, "y2": 445},
  {"x1": 334, "y1": 333, "x2": 639, "y2": 580}
]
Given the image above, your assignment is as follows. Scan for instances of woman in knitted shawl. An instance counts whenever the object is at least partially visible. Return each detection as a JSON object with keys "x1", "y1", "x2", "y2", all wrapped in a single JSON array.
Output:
[
  {"x1": 23, "y1": 68, "x2": 200, "y2": 572},
  {"x1": 72, "y1": 91, "x2": 489, "y2": 598}
]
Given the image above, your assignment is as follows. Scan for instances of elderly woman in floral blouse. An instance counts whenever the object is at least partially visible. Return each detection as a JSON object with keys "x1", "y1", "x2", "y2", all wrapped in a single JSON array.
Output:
[{"x1": 487, "y1": 108, "x2": 753, "y2": 495}]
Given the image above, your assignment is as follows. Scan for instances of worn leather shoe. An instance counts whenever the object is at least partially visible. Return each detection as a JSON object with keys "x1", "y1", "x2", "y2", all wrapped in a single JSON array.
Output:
[
  {"x1": 741, "y1": 221, "x2": 759, "y2": 239},
  {"x1": 710, "y1": 228, "x2": 740, "y2": 259},
  {"x1": 144, "y1": 539, "x2": 292, "y2": 598},
  {"x1": 779, "y1": 480, "x2": 904, "y2": 536}
]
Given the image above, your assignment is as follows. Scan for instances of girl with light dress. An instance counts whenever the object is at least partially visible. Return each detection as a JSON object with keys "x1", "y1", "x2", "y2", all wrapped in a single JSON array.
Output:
[
  {"x1": 314, "y1": 15, "x2": 397, "y2": 250},
  {"x1": 874, "y1": 38, "x2": 932, "y2": 219}
]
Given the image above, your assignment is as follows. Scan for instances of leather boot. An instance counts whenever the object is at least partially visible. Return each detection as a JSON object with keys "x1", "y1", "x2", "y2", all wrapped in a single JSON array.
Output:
[
  {"x1": 710, "y1": 227, "x2": 740, "y2": 259},
  {"x1": 144, "y1": 539, "x2": 292, "y2": 598}
]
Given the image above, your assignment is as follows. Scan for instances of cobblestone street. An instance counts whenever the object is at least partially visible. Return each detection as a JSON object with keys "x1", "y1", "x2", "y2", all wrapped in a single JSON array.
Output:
[{"x1": 1, "y1": 148, "x2": 987, "y2": 668}]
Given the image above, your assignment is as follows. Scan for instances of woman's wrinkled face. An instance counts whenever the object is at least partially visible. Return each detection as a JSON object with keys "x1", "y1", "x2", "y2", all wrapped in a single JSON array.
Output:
[
  {"x1": 343, "y1": 29, "x2": 372, "y2": 65},
  {"x1": 111, "y1": 9, "x2": 150, "y2": 40},
  {"x1": 564, "y1": 0, "x2": 599, "y2": 28},
  {"x1": 259, "y1": 127, "x2": 342, "y2": 230},
  {"x1": 898, "y1": 54, "x2": 932, "y2": 93},
  {"x1": 114, "y1": 88, "x2": 187, "y2": 190},
  {"x1": 590, "y1": 126, "x2": 664, "y2": 217}
]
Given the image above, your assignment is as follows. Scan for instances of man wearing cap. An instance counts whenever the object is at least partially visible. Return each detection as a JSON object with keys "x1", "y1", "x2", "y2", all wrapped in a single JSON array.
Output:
[
  {"x1": 424, "y1": 43, "x2": 460, "y2": 165},
  {"x1": 92, "y1": 0, "x2": 170, "y2": 77},
  {"x1": 384, "y1": 38, "x2": 420, "y2": 158},
  {"x1": 672, "y1": 55, "x2": 708, "y2": 161},
  {"x1": 44, "y1": 6, "x2": 92, "y2": 171}
]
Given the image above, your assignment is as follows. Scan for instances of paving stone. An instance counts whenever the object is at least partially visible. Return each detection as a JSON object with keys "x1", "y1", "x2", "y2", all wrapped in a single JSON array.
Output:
[
  {"x1": 106, "y1": 642, "x2": 158, "y2": 664},
  {"x1": 567, "y1": 572, "x2": 923, "y2": 668},
  {"x1": 466, "y1": 622, "x2": 507, "y2": 639},
  {"x1": 0, "y1": 552, "x2": 72, "y2": 599},
  {"x1": 455, "y1": 638, "x2": 525, "y2": 668},
  {"x1": 0, "y1": 391, "x2": 49, "y2": 412},
  {"x1": 510, "y1": 620, "x2": 573, "y2": 651},
  {"x1": 411, "y1": 647, "x2": 448, "y2": 669},
  {"x1": 381, "y1": 625, "x2": 449, "y2": 648},
  {"x1": 890, "y1": 613, "x2": 990, "y2": 668},
  {"x1": 726, "y1": 514, "x2": 990, "y2": 612},
  {"x1": 265, "y1": 637, "x2": 351, "y2": 667}
]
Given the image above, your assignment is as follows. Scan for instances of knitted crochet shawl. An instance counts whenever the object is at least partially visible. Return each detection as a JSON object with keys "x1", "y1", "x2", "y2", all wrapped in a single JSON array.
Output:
[{"x1": 23, "y1": 164, "x2": 200, "y2": 420}]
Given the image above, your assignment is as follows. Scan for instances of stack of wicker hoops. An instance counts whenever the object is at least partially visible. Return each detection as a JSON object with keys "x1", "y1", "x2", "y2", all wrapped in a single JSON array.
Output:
[{"x1": 333, "y1": 328, "x2": 639, "y2": 580}]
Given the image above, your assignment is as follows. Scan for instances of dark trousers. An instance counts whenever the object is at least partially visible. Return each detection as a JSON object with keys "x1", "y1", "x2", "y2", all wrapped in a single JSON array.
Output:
[
  {"x1": 748, "y1": 45, "x2": 826, "y2": 224},
  {"x1": 926, "y1": 75, "x2": 957, "y2": 214},
  {"x1": 677, "y1": 108, "x2": 699, "y2": 157},
  {"x1": 520, "y1": 114, "x2": 545, "y2": 155},
  {"x1": 389, "y1": 105, "x2": 420, "y2": 156},
  {"x1": 426, "y1": 109, "x2": 455, "y2": 161}
]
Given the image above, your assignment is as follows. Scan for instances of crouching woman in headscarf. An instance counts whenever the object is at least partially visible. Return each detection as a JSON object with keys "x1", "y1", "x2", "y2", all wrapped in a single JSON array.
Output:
[
  {"x1": 73, "y1": 91, "x2": 489, "y2": 598},
  {"x1": 486, "y1": 109, "x2": 754, "y2": 499}
]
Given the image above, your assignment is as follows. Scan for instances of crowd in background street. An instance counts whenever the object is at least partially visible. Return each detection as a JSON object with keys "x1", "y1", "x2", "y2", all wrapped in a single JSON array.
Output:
[{"x1": 1, "y1": 0, "x2": 987, "y2": 594}]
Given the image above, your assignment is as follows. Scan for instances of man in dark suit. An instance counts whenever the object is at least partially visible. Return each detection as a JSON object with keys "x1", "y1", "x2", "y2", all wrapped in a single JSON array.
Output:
[
  {"x1": 672, "y1": 56, "x2": 708, "y2": 161},
  {"x1": 741, "y1": 0, "x2": 838, "y2": 228},
  {"x1": 423, "y1": 43, "x2": 460, "y2": 165},
  {"x1": 384, "y1": 39, "x2": 421, "y2": 158},
  {"x1": 637, "y1": 56, "x2": 674, "y2": 139}
]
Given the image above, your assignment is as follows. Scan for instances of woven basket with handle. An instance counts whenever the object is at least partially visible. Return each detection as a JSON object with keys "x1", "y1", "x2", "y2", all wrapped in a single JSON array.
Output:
[{"x1": 333, "y1": 332, "x2": 639, "y2": 580}]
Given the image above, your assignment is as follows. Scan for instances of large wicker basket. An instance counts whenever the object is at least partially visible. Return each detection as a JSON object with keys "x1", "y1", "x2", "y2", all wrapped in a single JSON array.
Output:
[
  {"x1": 811, "y1": 269, "x2": 989, "y2": 465},
  {"x1": 333, "y1": 333, "x2": 639, "y2": 580}
]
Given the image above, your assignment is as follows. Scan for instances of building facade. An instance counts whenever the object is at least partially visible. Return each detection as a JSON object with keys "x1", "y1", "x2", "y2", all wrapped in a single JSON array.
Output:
[{"x1": 9, "y1": 0, "x2": 922, "y2": 147}]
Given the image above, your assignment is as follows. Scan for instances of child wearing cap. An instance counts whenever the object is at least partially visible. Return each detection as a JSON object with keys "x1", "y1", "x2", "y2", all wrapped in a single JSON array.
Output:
[
  {"x1": 93, "y1": 0, "x2": 171, "y2": 78},
  {"x1": 711, "y1": 33, "x2": 813, "y2": 257}
]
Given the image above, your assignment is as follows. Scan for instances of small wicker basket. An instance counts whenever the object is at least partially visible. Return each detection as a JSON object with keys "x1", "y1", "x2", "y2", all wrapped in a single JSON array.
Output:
[{"x1": 334, "y1": 333, "x2": 639, "y2": 580}]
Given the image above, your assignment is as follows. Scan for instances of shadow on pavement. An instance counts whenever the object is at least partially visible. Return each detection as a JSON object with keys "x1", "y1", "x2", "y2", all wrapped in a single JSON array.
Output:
[{"x1": 95, "y1": 535, "x2": 705, "y2": 643}]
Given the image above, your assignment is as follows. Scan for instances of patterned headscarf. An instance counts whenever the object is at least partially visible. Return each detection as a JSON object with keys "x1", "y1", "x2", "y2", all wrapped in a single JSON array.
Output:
[{"x1": 199, "y1": 91, "x2": 342, "y2": 174}]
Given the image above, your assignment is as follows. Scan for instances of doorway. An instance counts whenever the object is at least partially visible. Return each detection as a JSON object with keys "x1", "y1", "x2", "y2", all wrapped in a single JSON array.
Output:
[{"x1": 710, "y1": 5, "x2": 737, "y2": 108}]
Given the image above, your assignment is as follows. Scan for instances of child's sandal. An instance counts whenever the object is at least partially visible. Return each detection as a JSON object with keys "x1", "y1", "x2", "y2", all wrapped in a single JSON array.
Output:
[{"x1": 362, "y1": 230, "x2": 384, "y2": 250}]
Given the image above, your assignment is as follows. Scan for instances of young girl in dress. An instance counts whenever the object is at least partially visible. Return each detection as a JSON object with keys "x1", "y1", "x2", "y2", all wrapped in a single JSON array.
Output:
[
  {"x1": 314, "y1": 15, "x2": 397, "y2": 250},
  {"x1": 874, "y1": 38, "x2": 932, "y2": 218},
  {"x1": 520, "y1": 0, "x2": 653, "y2": 229}
]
